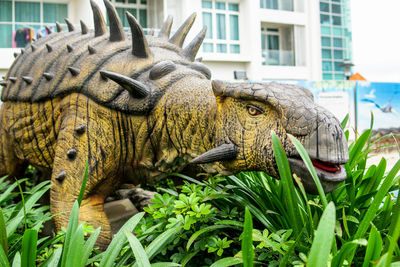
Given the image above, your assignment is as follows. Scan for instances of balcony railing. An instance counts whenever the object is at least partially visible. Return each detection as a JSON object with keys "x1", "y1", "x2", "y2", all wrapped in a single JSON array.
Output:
[
  {"x1": 260, "y1": 0, "x2": 294, "y2": 12},
  {"x1": 262, "y1": 50, "x2": 294, "y2": 66}
]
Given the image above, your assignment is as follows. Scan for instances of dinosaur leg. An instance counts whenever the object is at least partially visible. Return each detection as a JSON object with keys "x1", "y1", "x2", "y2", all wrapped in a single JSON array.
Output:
[{"x1": 50, "y1": 95, "x2": 126, "y2": 249}]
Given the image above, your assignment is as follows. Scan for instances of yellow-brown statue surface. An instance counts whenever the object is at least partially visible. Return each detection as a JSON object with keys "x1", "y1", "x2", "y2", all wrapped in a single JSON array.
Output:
[{"x1": 0, "y1": 0, "x2": 349, "y2": 247}]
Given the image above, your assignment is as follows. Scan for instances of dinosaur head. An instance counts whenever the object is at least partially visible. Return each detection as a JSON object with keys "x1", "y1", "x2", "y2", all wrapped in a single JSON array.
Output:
[{"x1": 191, "y1": 80, "x2": 349, "y2": 194}]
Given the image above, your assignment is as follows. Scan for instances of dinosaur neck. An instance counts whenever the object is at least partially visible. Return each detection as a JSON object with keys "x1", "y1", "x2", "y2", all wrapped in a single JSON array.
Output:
[{"x1": 144, "y1": 77, "x2": 216, "y2": 173}]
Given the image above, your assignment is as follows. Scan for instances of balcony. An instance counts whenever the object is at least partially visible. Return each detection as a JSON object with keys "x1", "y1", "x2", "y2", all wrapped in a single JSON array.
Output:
[
  {"x1": 262, "y1": 50, "x2": 294, "y2": 66},
  {"x1": 260, "y1": 0, "x2": 294, "y2": 12}
]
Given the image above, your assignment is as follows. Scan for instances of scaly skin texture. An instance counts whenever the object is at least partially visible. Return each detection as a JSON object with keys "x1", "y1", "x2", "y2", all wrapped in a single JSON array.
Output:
[{"x1": 0, "y1": 1, "x2": 349, "y2": 247}]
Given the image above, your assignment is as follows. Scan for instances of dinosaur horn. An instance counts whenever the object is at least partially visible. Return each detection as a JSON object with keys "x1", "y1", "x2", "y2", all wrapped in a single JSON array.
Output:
[
  {"x1": 126, "y1": 11, "x2": 151, "y2": 58},
  {"x1": 103, "y1": 0, "x2": 125, "y2": 42},
  {"x1": 183, "y1": 26, "x2": 207, "y2": 61},
  {"x1": 56, "y1": 22, "x2": 63, "y2": 32},
  {"x1": 169, "y1": 13, "x2": 196, "y2": 47},
  {"x1": 211, "y1": 80, "x2": 226, "y2": 96},
  {"x1": 158, "y1": 15, "x2": 173, "y2": 38},
  {"x1": 65, "y1": 19, "x2": 74, "y2": 32},
  {"x1": 100, "y1": 70, "x2": 149, "y2": 98},
  {"x1": 80, "y1": 20, "x2": 88, "y2": 34},
  {"x1": 90, "y1": 0, "x2": 107, "y2": 37},
  {"x1": 190, "y1": 144, "x2": 238, "y2": 164}
]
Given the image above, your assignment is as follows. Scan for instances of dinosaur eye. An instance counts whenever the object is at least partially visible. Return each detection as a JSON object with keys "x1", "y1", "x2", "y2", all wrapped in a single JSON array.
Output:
[{"x1": 247, "y1": 105, "x2": 262, "y2": 116}]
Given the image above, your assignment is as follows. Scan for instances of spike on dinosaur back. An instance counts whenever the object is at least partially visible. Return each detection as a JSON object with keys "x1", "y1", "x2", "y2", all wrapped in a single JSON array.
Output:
[
  {"x1": 126, "y1": 11, "x2": 150, "y2": 58},
  {"x1": 56, "y1": 22, "x2": 63, "y2": 32},
  {"x1": 67, "y1": 44, "x2": 74, "y2": 53},
  {"x1": 45, "y1": 26, "x2": 53, "y2": 34},
  {"x1": 183, "y1": 26, "x2": 207, "y2": 61},
  {"x1": 46, "y1": 44, "x2": 53, "y2": 52},
  {"x1": 80, "y1": 20, "x2": 88, "y2": 34},
  {"x1": 65, "y1": 19, "x2": 74, "y2": 32},
  {"x1": 90, "y1": 0, "x2": 107, "y2": 37},
  {"x1": 158, "y1": 16, "x2": 173, "y2": 38},
  {"x1": 169, "y1": 13, "x2": 196, "y2": 47},
  {"x1": 68, "y1": 67, "x2": 80, "y2": 76},
  {"x1": 100, "y1": 70, "x2": 149, "y2": 98},
  {"x1": 88, "y1": 45, "x2": 96, "y2": 54},
  {"x1": 22, "y1": 76, "x2": 33, "y2": 84},
  {"x1": 43, "y1": 73, "x2": 54, "y2": 81},
  {"x1": 103, "y1": 0, "x2": 125, "y2": 42}
]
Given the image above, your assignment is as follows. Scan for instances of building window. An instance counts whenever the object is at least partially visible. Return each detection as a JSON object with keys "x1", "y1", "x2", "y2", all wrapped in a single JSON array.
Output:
[
  {"x1": 201, "y1": 0, "x2": 240, "y2": 54},
  {"x1": 110, "y1": 0, "x2": 148, "y2": 30},
  {"x1": 261, "y1": 27, "x2": 294, "y2": 66},
  {"x1": 260, "y1": 0, "x2": 293, "y2": 11},
  {"x1": 0, "y1": 1, "x2": 68, "y2": 48}
]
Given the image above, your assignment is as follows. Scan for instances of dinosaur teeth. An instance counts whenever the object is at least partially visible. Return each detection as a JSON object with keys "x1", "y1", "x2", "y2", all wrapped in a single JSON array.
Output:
[
  {"x1": 80, "y1": 20, "x2": 88, "y2": 34},
  {"x1": 46, "y1": 44, "x2": 53, "y2": 52},
  {"x1": 22, "y1": 76, "x2": 33, "y2": 84},
  {"x1": 43, "y1": 72, "x2": 54, "y2": 81},
  {"x1": 68, "y1": 67, "x2": 80, "y2": 76},
  {"x1": 67, "y1": 44, "x2": 74, "y2": 53},
  {"x1": 56, "y1": 21, "x2": 63, "y2": 32},
  {"x1": 65, "y1": 19, "x2": 74, "y2": 32}
]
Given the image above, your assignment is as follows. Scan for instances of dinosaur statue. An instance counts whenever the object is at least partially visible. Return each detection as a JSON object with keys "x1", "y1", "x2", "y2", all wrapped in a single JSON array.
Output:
[{"x1": 0, "y1": 0, "x2": 348, "y2": 247}]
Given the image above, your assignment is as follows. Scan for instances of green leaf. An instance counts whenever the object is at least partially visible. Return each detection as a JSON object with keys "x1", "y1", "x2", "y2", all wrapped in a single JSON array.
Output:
[
  {"x1": 349, "y1": 129, "x2": 371, "y2": 169},
  {"x1": 272, "y1": 131, "x2": 303, "y2": 235},
  {"x1": 242, "y1": 208, "x2": 254, "y2": 267},
  {"x1": 21, "y1": 229, "x2": 38, "y2": 267},
  {"x1": 150, "y1": 263, "x2": 181, "y2": 267},
  {"x1": 100, "y1": 212, "x2": 145, "y2": 267},
  {"x1": 125, "y1": 230, "x2": 151, "y2": 267},
  {"x1": 143, "y1": 223, "x2": 182, "y2": 262},
  {"x1": 65, "y1": 224, "x2": 84, "y2": 267},
  {"x1": 39, "y1": 246, "x2": 62, "y2": 267},
  {"x1": 187, "y1": 225, "x2": 231, "y2": 251},
  {"x1": 0, "y1": 244, "x2": 10, "y2": 267},
  {"x1": 210, "y1": 257, "x2": 243, "y2": 267},
  {"x1": 307, "y1": 202, "x2": 336, "y2": 267},
  {"x1": 77, "y1": 160, "x2": 89, "y2": 206},
  {"x1": 341, "y1": 113, "x2": 349, "y2": 129},
  {"x1": 362, "y1": 225, "x2": 382, "y2": 267},
  {"x1": 11, "y1": 252, "x2": 20, "y2": 267},
  {"x1": 288, "y1": 134, "x2": 328, "y2": 208},
  {"x1": 81, "y1": 227, "x2": 100, "y2": 266},
  {"x1": 0, "y1": 208, "x2": 8, "y2": 258},
  {"x1": 60, "y1": 201, "x2": 80, "y2": 267}
]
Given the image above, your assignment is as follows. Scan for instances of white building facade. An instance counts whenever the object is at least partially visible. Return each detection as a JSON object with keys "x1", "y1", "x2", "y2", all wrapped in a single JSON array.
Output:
[{"x1": 0, "y1": 0, "x2": 324, "y2": 81}]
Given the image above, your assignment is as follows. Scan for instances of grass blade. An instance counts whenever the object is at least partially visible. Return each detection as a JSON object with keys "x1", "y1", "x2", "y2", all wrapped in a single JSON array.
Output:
[
  {"x1": 125, "y1": 231, "x2": 151, "y2": 267},
  {"x1": 81, "y1": 227, "x2": 100, "y2": 266},
  {"x1": 21, "y1": 229, "x2": 38, "y2": 267},
  {"x1": 144, "y1": 223, "x2": 182, "y2": 261},
  {"x1": 0, "y1": 244, "x2": 10, "y2": 267},
  {"x1": 187, "y1": 225, "x2": 232, "y2": 251},
  {"x1": 60, "y1": 200, "x2": 80, "y2": 267},
  {"x1": 288, "y1": 134, "x2": 328, "y2": 208},
  {"x1": 0, "y1": 208, "x2": 8, "y2": 257},
  {"x1": 65, "y1": 224, "x2": 84, "y2": 267},
  {"x1": 77, "y1": 160, "x2": 89, "y2": 206},
  {"x1": 362, "y1": 225, "x2": 382, "y2": 267},
  {"x1": 307, "y1": 202, "x2": 336, "y2": 267},
  {"x1": 242, "y1": 208, "x2": 254, "y2": 267},
  {"x1": 272, "y1": 131, "x2": 303, "y2": 235},
  {"x1": 210, "y1": 257, "x2": 243, "y2": 267},
  {"x1": 99, "y1": 212, "x2": 145, "y2": 267},
  {"x1": 341, "y1": 113, "x2": 349, "y2": 129},
  {"x1": 151, "y1": 263, "x2": 181, "y2": 267},
  {"x1": 40, "y1": 246, "x2": 62, "y2": 267},
  {"x1": 11, "y1": 252, "x2": 20, "y2": 267}
]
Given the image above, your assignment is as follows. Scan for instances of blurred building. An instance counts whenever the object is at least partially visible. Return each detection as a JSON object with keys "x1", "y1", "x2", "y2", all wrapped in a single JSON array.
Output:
[
  {"x1": 319, "y1": 0, "x2": 352, "y2": 80},
  {"x1": 0, "y1": 0, "x2": 351, "y2": 81}
]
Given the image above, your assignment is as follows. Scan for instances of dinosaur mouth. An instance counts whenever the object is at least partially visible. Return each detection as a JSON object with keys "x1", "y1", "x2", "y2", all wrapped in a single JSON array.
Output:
[{"x1": 288, "y1": 157, "x2": 347, "y2": 194}]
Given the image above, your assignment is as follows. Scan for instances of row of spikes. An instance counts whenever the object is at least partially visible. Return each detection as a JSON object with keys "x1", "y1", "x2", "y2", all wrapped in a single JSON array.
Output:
[{"x1": 13, "y1": 0, "x2": 206, "y2": 61}]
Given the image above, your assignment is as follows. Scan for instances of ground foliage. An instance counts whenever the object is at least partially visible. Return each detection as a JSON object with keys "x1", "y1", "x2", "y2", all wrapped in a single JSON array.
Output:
[{"x1": 0, "y1": 114, "x2": 400, "y2": 266}]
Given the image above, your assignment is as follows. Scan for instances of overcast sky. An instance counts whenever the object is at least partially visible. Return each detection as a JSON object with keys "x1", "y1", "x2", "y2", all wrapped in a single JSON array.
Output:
[{"x1": 351, "y1": 0, "x2": 400, "y2": 82}]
